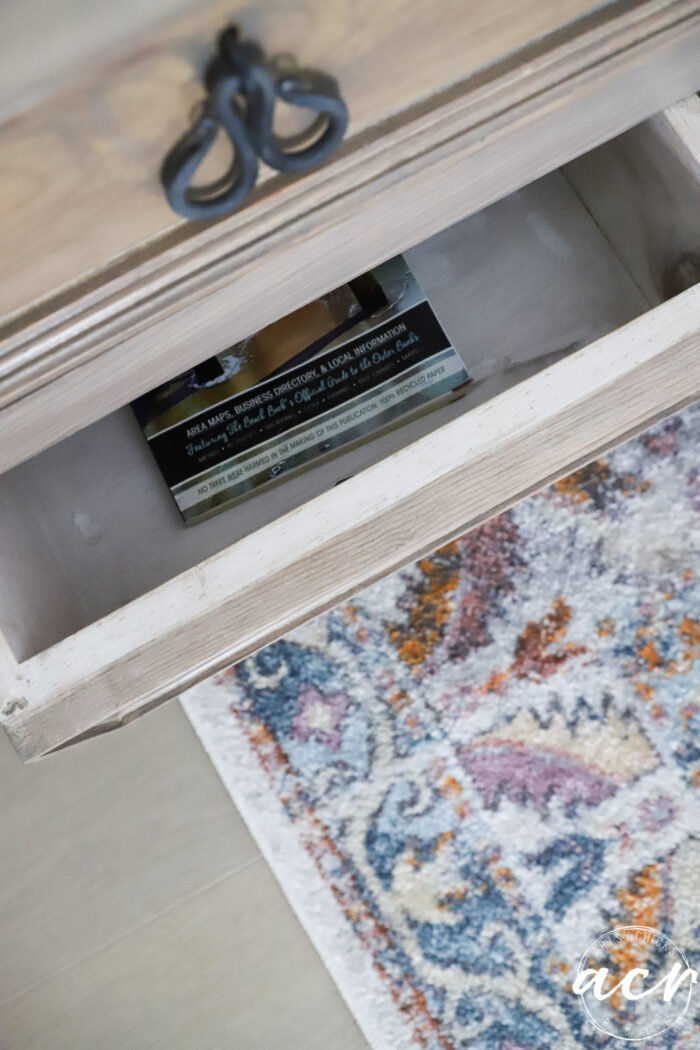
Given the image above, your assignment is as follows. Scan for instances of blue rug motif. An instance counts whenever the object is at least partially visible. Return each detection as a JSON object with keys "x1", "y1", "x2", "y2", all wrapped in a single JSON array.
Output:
[{"x1": 183, "y1": 404, "x2": 700, "y2": 1050}]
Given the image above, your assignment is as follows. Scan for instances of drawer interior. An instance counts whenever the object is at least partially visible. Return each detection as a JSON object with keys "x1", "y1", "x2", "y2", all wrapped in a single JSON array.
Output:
[{"x1": 1, "y1": 98, "x2": 699, "y2": 664}]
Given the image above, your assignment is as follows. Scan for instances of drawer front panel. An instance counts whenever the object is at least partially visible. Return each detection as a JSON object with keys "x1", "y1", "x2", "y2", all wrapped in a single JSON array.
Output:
[{"x1": 1, "y1": 2, "x2": 700, "y2": 473}]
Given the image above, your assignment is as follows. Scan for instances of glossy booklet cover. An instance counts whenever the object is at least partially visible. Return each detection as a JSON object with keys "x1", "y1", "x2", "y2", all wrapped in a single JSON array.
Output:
[{"x1": 132, "y1": 255, "x2": 470, "y2": 524}]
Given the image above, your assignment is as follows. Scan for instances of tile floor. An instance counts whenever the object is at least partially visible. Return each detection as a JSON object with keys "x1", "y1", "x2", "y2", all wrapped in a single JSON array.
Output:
[{"x1": 0, "y1": 701, "x2": 367, "y2": 1049}]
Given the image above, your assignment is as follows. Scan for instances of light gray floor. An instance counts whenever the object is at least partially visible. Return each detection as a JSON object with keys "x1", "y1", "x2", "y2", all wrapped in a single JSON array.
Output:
[{"x1": 0, "y1": 701, "x2": 368, "y2": 1050}]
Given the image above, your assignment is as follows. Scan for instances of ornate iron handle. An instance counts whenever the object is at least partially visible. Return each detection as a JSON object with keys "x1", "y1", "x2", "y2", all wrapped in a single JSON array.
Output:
[{"x1": 161, "y1": 26, "x2": 349, "y2": 221}]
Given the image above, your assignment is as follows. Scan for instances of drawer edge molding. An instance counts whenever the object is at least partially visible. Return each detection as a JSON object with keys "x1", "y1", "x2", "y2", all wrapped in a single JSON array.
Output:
[{"x1": 3, "y1": 285, "x2": 699, "y2": 760}]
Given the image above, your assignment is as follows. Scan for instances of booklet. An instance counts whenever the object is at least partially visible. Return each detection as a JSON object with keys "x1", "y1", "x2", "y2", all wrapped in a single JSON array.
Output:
[{"x1": 132, "y1": 255, "x2": 470, "y2": 524}]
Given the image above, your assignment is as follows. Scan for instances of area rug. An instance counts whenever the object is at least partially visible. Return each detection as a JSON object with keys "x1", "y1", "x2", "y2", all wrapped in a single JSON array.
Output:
[{"x1": 181, "y1": 403, "x2": 700, "y2": 1050}]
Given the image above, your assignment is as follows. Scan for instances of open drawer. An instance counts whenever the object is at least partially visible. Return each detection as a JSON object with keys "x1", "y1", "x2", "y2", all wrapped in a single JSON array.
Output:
[{"x1": 2, "y1": 96, "x2": 699, "y2": 760}]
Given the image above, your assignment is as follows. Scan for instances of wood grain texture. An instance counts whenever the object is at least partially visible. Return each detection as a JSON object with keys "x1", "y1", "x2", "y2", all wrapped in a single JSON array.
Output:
[
  {"x1": 0, "y1": 0, "x2": 611, "y2": 318},
  {"x1": 3, "y1": 284, "x2": 700, "y2": 760},
  {"x1": 0, "y1": 0, "x2": 201, "y2": 121},
  {"x1": 1, "y1": 1, "x2": 700, "y2": 473}
]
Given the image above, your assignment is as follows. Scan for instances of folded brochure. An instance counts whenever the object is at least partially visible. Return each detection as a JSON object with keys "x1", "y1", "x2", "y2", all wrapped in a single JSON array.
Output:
[{"x1": 132, "y1": 255, "x2": 470, "y2": 524}]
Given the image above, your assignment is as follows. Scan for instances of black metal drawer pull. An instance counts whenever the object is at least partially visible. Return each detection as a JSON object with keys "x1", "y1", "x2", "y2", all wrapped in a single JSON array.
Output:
[{"x1": 161, "y1": 26, "x2": 349, "y2": 221}]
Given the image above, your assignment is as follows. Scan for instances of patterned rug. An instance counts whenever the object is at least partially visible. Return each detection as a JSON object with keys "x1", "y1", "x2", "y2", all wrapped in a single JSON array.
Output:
[{"x1": 182, "y1": 403, "x2": 700, "y2": 1050}]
